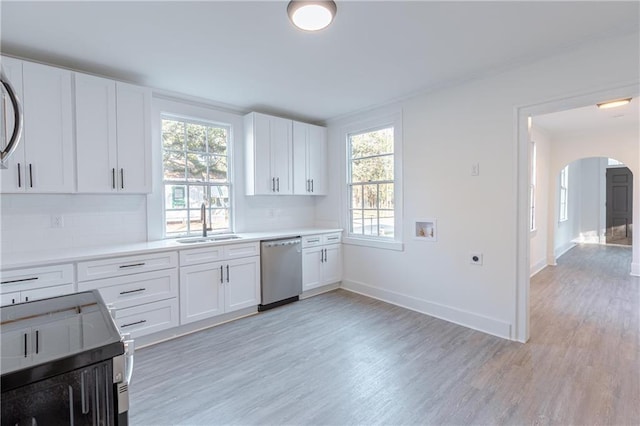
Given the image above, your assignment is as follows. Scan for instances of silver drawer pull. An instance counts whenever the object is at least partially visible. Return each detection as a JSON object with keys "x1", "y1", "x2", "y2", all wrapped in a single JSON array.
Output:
[
  {"x1": 307, "y1": 239, "x2": 320, "y2": 243},
  {"x1": 119, "y1": 263, "x2": 145, "y2": 269},
  {"x1": 121, "y1": 319, "x2": 147, "y2": 328},
  {"x1": 1, "y1": 277, "x2": 38, "y2": 284},
  {"x1": 327, "y1": 237, "x2": 339, "y2": 241},
  {"x1": 119, "y1": 288, "x2": 146, "y2": 295}
]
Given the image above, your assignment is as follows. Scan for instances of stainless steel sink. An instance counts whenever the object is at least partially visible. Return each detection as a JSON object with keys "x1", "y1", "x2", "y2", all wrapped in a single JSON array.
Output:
[{"x1": 176, "y1": 235, "x2": 242, "y2": 244}]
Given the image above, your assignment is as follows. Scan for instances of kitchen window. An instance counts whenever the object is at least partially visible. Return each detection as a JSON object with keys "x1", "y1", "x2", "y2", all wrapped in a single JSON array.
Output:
[
  {"x1": 344, "y1": 108, "x2": 403, "y2": 250},
  {"x1": 162, "y1": 116, "x2": 231, "y2": 237}
]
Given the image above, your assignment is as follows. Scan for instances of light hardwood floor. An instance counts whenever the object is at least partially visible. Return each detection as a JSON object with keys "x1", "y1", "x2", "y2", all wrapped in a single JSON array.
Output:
[{"x1": 130, "y1": 244, "x2": 639, "y2": 425}]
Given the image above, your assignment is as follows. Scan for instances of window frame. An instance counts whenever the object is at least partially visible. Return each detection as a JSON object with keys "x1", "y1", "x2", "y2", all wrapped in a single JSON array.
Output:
[
  {"x1": 559, "y1": 165, "x2": 569, "y2": 222},
  {"x1": 161, "y1": 114, "x2": 232, "y2": 238},
  {"x1": 529, "y1": 141, "x2": 537, "y2": 232},
  {"x1": 341, "y1": 108, "x2": 403, "y2": 251}
]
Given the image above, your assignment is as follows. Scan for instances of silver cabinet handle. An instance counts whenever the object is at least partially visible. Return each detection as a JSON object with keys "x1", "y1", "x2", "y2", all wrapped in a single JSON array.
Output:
[
  {"x1": 324, "y1": 248, "x2": 328, "y2": 263},
  {"x1": 306, "y1": 179, "x2": 310, "y2": 192},
  {"x1": 120, "y1": 168, "x2": 124, "y2": 189},
  {"x1": 112, "y1": 168, "x2": 116, "y2": 189},
  {"x1": 29, "y1": 163, "x2": 33, "y2": 188},
  {"x1": 226, "y1": 264, "x2": 230, "y2": 283},
  {"x1": 119, "y1": 288, "x2": 146, "y2": 295},
  {"x1": 35, "y1": 329, "x2": 39, "y2": 354},
  {"x1": 276, "y1": 177, "x2": 280, "y2": 192},
  {"x1": 17, "y1": 163, "x2": 21, "y2": 188},
  {"x1": 320, "y1": 249, "x2": 324, "y2": 263},
  {"x1": 220, "y1": 265, "x2": 224, "y2": 284},
  {"x1": 121, "y1": 319, "x2": 146, "y2": 328},
  {"x1": 23, "y1": 333, "x2": 28, "y2": 357},
  {"x1": 311, "y1": 179, "x2": 314, "y2": 193},
  {"x1": 119, "y1": 262, "x2": 145, "y2": 269},
  {"x1": 272, "y1": 177, "x2": 275, "y2": 192}
]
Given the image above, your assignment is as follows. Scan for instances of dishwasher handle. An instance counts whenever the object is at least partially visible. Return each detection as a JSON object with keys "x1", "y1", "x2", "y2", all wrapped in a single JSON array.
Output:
[{"x1": 261, "y1": 238, "x2": 301, "y2": 248}]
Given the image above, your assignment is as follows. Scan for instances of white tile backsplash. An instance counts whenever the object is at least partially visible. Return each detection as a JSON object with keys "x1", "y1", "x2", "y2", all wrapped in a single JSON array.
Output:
[{"x1": 1, "y1": 194, "x2": 148, "y2": 255}]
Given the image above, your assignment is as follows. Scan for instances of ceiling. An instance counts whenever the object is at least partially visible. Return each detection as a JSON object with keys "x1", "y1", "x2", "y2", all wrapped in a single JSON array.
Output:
[
  {"x1": 535, "y1": 99, "x2": 639, "y2": 135},
  {"x1": 1, "y1": 1, "x2": 639, "y2": 123}
]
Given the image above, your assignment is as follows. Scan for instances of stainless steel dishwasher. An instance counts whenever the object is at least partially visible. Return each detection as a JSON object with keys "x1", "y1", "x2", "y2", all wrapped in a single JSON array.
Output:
[{"x1": 259, "y1": 237, "x2": 302, "y2": 311}]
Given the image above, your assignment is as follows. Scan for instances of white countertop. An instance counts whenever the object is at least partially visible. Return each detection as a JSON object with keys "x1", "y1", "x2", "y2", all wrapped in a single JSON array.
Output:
[{"x1": 1, "y1": 228, "x2": 342, "y2": 270}]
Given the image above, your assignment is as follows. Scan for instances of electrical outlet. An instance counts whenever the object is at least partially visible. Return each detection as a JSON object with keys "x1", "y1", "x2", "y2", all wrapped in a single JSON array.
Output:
[
  {"x1": 471, "y1": 163, "x2": 480, "y2": 176},
  {"x1": 470, "y1": 253, "x2": 483, "y2": 265},
  {"x1": 51, "y1": 215, "x2": 64, "y2": 228}
]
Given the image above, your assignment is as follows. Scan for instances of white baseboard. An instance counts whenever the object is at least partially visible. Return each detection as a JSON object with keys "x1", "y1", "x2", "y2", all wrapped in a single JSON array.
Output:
[
  {"x1": 340, "y1": 279, "x2": 512, "y2": 340},
  {"x1": 530, "y1": 259, "x2": 548, "y2": 277},
  {"x1": 300, "y1": 282, "x2": 340, "y2": 299},
  {"x1": 632, "y1": 262, "x2": 640, "y2": 277},
  {"x1": 555, "y1": 242, "x2": 576, "y2": 260}
]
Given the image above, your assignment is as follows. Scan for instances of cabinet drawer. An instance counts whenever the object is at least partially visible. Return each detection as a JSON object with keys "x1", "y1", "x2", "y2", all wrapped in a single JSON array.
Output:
[
  {"x1": 22, "y1": 283, "x2": 75, "y2": 303},
  {"x1": 77, "y1": 251, "x2": 178, "y2": 282},
  {"x1": 78, "y1": 269, "x2": 178, "y2": 310},
  {"x1": 179, "y1": 245, "x2": 225, "y2": 267},
  {"x1": 301, "y1": 235, "x2": 323, "y2": 248},
  {"x1": 1, "y1": 264, "x2": 74, "y2": 291},
  {"x1": 322, "y1": 233, "x2": 342, "y2": 245},
  {"x1": 224, "y1": 242, "x2": 260, "y2": 260},
  {"x1": 114, "y1": 298, "x2": 178, "y2": 339}
]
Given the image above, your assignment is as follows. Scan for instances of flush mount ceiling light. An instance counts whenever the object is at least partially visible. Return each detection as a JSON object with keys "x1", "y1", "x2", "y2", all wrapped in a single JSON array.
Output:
[
  {"x1": 287, "y1": 1, "x2": 337, "y2": 32},
  {"x1": 596, "y1": 98, "x2": 632, "y2": 109}
]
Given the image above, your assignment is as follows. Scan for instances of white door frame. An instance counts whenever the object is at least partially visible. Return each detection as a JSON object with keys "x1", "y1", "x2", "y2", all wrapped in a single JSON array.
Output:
[{"x1": 514, "y1": 82, "x2": 640, "y2": 343}]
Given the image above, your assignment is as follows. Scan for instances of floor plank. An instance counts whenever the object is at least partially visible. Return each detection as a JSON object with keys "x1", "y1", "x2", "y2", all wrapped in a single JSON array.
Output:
[{"x1": 130, "y1": 244, "x2": 639, "y2": 425}]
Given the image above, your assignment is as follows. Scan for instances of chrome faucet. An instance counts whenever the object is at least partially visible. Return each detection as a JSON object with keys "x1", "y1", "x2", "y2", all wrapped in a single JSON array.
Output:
[{"x1": 201, "y1": 202, "x2": 207, "y2": 237}]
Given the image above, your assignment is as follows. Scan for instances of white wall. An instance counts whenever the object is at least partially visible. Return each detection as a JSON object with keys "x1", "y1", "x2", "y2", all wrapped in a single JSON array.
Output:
[
  {"x1": 577, "y1": 158, "x2": 605, "y2": 244},
  {"x1": 320, "y1": 32, "x2": 639, "y2": 340},
  {"x1": 529, "y1": 126, "x2": 551, "y2": 275}
]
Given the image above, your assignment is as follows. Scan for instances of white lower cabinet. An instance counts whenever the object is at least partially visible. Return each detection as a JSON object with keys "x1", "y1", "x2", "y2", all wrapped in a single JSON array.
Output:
[
  {"x1": 0, "y1": 264, "x2": 75, "y2": 306},
  {"x1": 179, "y1": 242, "x2": 260, "y2": 325},
  {"x1": 76, "y1": 251, "x2": 179, "y2": 339},
  {"x1": 114, "y1": 299, "x2": 179, "y2": 339},
  {"x1": 302, "y1": 233, "x2": 342, "y2": 291}
]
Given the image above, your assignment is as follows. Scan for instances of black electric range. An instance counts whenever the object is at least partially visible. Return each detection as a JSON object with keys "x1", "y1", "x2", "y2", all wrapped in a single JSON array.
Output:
[{"x1": 1, "y1": 290, "x2": 132, "y2": 425}]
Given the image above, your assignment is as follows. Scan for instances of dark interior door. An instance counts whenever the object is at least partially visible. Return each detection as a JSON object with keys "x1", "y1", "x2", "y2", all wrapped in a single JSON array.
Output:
[{"x1": 606, "y1": 166, "x2": 633, "y2": 245}]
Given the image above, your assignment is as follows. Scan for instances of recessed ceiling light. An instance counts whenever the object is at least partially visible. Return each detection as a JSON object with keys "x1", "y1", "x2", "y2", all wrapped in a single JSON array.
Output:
[
  {"x1": 287, "y1": 1, "x2": 337, "y2": 32},
  {"x1": 596, "y1": 98, "x2": 632, "y2": 109}
]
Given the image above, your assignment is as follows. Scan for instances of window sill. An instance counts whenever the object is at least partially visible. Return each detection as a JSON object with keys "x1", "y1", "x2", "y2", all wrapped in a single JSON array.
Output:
[{"x1": 343, "y1": 236, "x2": 404, "y2": 251}]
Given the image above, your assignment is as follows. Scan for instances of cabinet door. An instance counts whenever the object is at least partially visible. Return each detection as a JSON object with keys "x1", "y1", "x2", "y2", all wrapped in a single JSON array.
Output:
[
  {"x1": 292, "y1": 121, "x2": 309, "y2": 195},
  {"x1": 75, "y1": 73, "x2": 117, "y2": 193},
  {"x1": 179, "y1": 262, "x2": 224, "y2": 324},
  {"x1": 302, "y1": 246, "x2": 323, "y2": 291},
  {"x1": 116, "y1": 82, "x2": 151, "y2": 193},
  {"x1": 21, "y1": 283, "x2": 75, "y2": 303},
  {"x1": 32, "y1": 316, "x2": 81, "y2": 365},
  {"x1": 22, "y1": 61, "x2": 74, "y2": 192},
  {"x1": 1, "y1": 291, "x2": 21, "y2": 306},
  {"x1": 307, "y1": 124, "x2": 327, "y2": 195},
  {"x1": 249, "y1": 112, "x2": 274, "y2": 194},
  {"x1": 322, "y1": 244, "x2": 342, "y2": 285},
  {"x1": 225, "y1": 256, "x2": 260, "y2": 312},
  {"x1": 0, "y1": 328, "x2": 31, "y2": 373},
  {"x1": 270, "y1": 115, "x2": 292, "y2": 194},
  {"x1": 0, "y1": 56, "x2": 26, "y2": 193}
]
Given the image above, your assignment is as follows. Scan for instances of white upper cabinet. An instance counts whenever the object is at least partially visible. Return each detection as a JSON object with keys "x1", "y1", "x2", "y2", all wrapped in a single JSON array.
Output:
[
  {"x1": 75, "y1": 73, "x2": 151, "y2": 193},
  {"x1": 1, "y1": 58, "x2": 74, "y2": 193},
  {"x1": 293, "y1": 121, "x2": 327, "y2": 195},
  {"x1": 0, "y1": 56, "x2": 25, "y2": 193},
  {"x1": 244, "y1": 112, "x2": 293, "y2": 195}
]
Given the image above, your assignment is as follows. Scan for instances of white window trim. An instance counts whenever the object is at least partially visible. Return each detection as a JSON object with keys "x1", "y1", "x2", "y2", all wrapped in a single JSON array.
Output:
[
  {"x1": 530, "y1": 141, "x2": 537, "y2": 233},
  {"x1": 147, "y1": 96, "x2": 240, "y2": 241},
  {"x1": 340, "y1": 107, "x2": 403, "y2": 251},
  {"x1": 559, "y1": 165, "x2": 569, "y2": 223}
]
